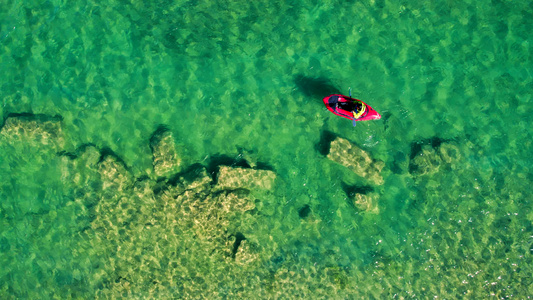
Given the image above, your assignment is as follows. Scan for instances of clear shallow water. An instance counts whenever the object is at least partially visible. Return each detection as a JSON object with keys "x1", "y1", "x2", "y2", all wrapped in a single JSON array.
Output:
[{"x1": 1, "y1": 0, "x2": 532, "y2": 298}]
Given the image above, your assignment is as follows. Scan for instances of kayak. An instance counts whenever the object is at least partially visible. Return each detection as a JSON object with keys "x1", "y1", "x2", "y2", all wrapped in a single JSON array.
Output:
[{"x1": 323, "y1": 94, "x2": 381, "y2": 124}]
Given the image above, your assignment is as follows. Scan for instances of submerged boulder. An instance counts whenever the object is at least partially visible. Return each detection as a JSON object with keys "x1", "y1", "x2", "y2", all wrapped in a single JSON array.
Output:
[
  {"x1": 353, "y1": 192, "x2": 380, "y2": 214},
  {"x1": 438, "y1": 143, "x2": 461, "y2": 164},
  {"x1": 409, "y1": 142, "x2": 461, "y2": 176},
  {"x1": 216, "y1": 166, "x2": 277, "y2": 191},
  {"x1": 409, "y1": 145, "x2": 442, "y2": 176},
  {"x1": 233, "y1": 240, "x2": 260, "y2": 266},
  {"x1": 327, "y1": 137, "x2": 384, "y2": 185},
  {"x1": 150, "y1": 128, "x2": 182, "y2": 178},
  {"x1": 0, "y1": 113, "x2": 64, "y2": 148},
  {"x1": 98, "y1": 154, "x2": 133, "y2": 192},
  {"x1": 174, "y1": 167, "x2": 213, "y2": 201},
  {"x1": 237, "y1": 147, "x2": 258, "y2": 168},
  {"x1": 59, "y1": 145, "x2": 102, "y2": 208}
]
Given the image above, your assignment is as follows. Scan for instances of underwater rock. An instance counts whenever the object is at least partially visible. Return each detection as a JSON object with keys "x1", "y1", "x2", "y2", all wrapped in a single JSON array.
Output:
[
  {"x1": 409, "y1": 143, "x2": 460, "y2": 176},
  {"x1": 178, "y1": 167, "x2": 213, "y2": 201},
  {"x1": 217, "y1": 190, "x2": 256, "y2": 214},
  {"x1": 158, "y1": 184, "x2": 256, "y2": 258},
  {"x1": 156, "y1": 167, "x2": 213, "y2": 212},
  {"x1": 409, "y1": 145, "x2": 442, "y2": 176},
  {"x1": 133, "y1": 179, "x2": 157, "y2": 204},
  {"x1": 216, "y1": 166, "x2": 277, "y2": 191},
  {"x1": 327, "y1": 137, "x2": 384, "y2": 185},
  {"x1": 238, "y1": 147, "x2": 258, "y2": 168},
  {"x1": 59, "y1": 145, "x2": 102, "y2": 208},
  {"x1": 150, "y1": 128, "x2": 182, "y2": 178},
  {"x1": 353, "y1": 193, "x2": 380, "y2": 214},
  {"x1": 182, "y1": 168, "x2": 212, "y2": 192},
  {"x1": 438, "y1": 143, "x2": 461, "y2": 164},
  {"x1": 233, "y1": 240, "x2": 260, "y2": 266},
  {"x1": 77, "y1": 145, "x2": 101, "y2": 167},
  {"x1": 60, "y1": 145, "x2": 101, "y2": 179},
  {"x1": 98, "y1": 155, "x2": 133, "y2": 192},
  {"x1": 0, "y1": 113, "x2": 64, "y2": 148}
]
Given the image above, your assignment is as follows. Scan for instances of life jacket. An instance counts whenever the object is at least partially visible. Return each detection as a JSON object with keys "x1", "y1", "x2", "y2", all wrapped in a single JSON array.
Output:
[{"x1": 353, "y1": 102, "x2": 367, "y2": 119}]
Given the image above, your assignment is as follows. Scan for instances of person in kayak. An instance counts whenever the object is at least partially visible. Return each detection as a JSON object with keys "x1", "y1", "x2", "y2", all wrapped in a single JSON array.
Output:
[
  {"x1": 323, "y1": 92, "x2": 380, "y2": 126},
  {"x1": 328, "y1": 95, "x2": 367, "y2": 120},
  {"x1": 337, "y1": 97, "x2": 367, "y2": 119}
]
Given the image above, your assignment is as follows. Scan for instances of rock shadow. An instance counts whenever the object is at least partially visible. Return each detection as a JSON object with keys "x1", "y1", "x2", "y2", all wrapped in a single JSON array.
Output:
[
  {"x1": 315, "y1": 130, "x2": 337, "y2": 156},
  {"x1": 408, "y1": 137, "x2": 455, "y2": 174},
  {"x1": 165, "y1": 163, "x2": 207, "y2": 187},
  {"x1": 149, "y1": 124, "x2": 172, "y2": 153},
  {"x1": 2, "y1": 112, "x2": 63, "y2": 128},
  {"x1": 341, "y1": 182, "x2": 374, "y2": 197},
  {"x1": 298, "y1": 204, "x2": 311, "y2": 219},
  {"x1": 207, "y1": 155, "x2": 252, "y2": 183},
  {"x1": 98, "y1": 147, "x2": 130, "y2": 169},
  {"x1": 230, "y1": 232, "x2": 246, "y2": 259},
  {"x1": 390, "y1": 151, "x2": 408, "y2": 175},
  {"x1": 57, "y1": 143, "x2": 98, "y2": 159},
  {"x1": 342, "y1": 182, "x2": 374, "y2": 210},
  {"x1": 409, "y1": 137, "x2": 450, "y2": 160},
  {"x1": 206, "y1": 154, "x2": 274, "y2": 184}
]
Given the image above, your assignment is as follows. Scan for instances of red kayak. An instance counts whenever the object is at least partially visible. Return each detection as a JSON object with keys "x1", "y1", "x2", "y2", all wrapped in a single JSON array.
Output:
[{"x1": 323, "y1": 94, "x2": 381, "y2": 125}]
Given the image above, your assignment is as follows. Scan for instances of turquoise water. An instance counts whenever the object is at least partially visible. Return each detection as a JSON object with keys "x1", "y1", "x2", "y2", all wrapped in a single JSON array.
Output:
[{"x1": 1, "y1": 0, "x2": 532, "y2": 298}]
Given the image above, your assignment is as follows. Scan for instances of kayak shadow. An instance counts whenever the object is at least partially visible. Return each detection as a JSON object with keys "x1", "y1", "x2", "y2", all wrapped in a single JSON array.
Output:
[{"x1": 294, "y1": 75, "x2": 339, "y2": 99}]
